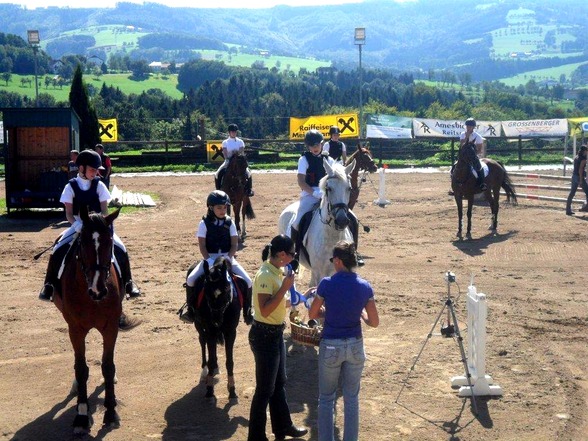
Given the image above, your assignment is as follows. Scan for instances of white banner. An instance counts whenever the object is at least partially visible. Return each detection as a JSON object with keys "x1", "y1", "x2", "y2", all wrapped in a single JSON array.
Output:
[
  {"x1": 502, "y1": 119, "x2": 568, "y2": 137},
  {"x1": 365, "y1": 114, "x2": 412, "y2": 139},
  {"x1": 413, "y1": 119, "x2": 502, "y2": 138}
]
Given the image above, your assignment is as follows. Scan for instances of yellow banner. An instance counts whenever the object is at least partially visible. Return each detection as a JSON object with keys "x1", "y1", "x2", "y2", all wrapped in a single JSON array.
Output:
[
  {"x1": 568, "y1": 117, "x2": 588, "y2": 136},
  {"x1": 98, "y1": 118, "x2": 118, "y2": 142},
  {"x1": 207, "y1": 141, "x2": 224, "y2": 163},
  {"x1": 289, "y1": 114, "x2": 359, "y2": 140}
]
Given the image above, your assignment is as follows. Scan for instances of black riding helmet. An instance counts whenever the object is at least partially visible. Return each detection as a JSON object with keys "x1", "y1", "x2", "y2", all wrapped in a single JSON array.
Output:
[
  {"x1": 304, "y1": 129, "x2": 324, "y2": 146},
  {"x1": 76, "y1": 149, "x2": 102, "y2": 169},
  {"x1": 465, "y1": 118, "x2": 476, "y2": 127},
  {"x1": 228, "y1": 123, "x2": 239, "y2": 132},
  {"x1": 329, "y1": 126, "x2": 340, "y2": 135},
  {"x1": 207, "y1": 190, "x2": 231, "y2": 207}
]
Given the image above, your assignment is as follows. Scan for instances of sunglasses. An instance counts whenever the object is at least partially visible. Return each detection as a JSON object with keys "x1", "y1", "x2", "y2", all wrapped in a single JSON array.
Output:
[
  {"x1": 286, "y1": 250, "x2": 296, "y2": 257},
  {"x1": 329, "y1": 256, "x2": 337, "y2": 263}
]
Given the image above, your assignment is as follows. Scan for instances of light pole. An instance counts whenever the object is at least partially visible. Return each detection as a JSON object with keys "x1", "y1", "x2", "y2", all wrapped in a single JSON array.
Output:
[
  {"x1": 27, "y1": 30, "x2": 40, "y2": 107},
  {"x1": 354, "y1": 27, "x2": 365, "y2": 139}
]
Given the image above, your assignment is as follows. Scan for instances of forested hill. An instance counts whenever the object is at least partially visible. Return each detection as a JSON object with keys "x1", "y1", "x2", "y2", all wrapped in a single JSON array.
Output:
[{"x1": 0, "y1": 0, "x2": 587, "y2": 80}]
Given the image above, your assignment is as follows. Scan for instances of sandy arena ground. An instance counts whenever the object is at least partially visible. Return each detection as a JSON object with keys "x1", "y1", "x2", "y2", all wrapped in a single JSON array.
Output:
[{"x1": 1, "y1": 168, "x2": 587, "y2": 441}]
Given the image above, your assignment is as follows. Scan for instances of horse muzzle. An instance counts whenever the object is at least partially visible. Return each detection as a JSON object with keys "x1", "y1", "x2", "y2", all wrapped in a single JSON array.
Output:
[
  {"x1": 333, "y1": 207, "x2": 350, "y2": 230},
  {"x1": 88, "y1": 287, "x2": 108, "y2": 301}
]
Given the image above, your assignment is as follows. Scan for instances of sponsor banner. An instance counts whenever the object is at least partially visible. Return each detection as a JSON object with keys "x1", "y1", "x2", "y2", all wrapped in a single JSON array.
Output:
[
  {"x1": 289, "y1": 114, "x2": 359, "y2": 140},
  {"x1": 568, "y1": 117, "x2": 588, "y2": 136},
  {"x1": 365, "y1": 114, "x2": 412, "y2": 139},
  {"x1": 98, "y1": 118, "x2": 118, "y2": 142},
  {"x1": 207, "y1": 141, "x2": 224, "y2": 163},
  {"x1": 413, "y1": 118, "x2": 502, "y2": 138},
  {"x1": 0, "y1": 121, "x2": 3, "y2": 144},
  {"x1": 502, "y1": 118, "x2": 568, "y2": 137}
]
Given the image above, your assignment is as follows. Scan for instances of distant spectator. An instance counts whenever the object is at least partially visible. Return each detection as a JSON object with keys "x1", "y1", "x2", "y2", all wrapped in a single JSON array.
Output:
[
  {"x1": 565, "y1": 145, "x2": 588, "y2": 216},
  {"x1": 67, "y1": 150, "x2": 79, "y2": 179},
  {"x1": 94, "y1": 144, "x2": 112, "y2": 189}
]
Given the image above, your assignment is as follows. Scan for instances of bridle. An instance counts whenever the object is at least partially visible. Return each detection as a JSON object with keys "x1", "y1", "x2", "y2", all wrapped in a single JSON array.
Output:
[
  {"x1": 76, "y1": 225, "x2": 113, "y2": 293},
  {"x1": 319, "y1": 176, "x2": 350, "y2": 228}
]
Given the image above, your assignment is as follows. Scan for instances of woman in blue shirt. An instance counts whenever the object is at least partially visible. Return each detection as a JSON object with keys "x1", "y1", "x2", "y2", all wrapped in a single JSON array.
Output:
[{"x1": 309, "y1": 240, "x2": 379, "y2": 441}]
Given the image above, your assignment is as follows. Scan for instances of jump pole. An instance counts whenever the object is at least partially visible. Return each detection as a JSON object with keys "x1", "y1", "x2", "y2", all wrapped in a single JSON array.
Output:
[
  {"x1": 509, "y1": 172, "x2": 571, "y2": 182},
  {"x1": 451, "y1": 282, "x2": 502, "y2": 397},
  {"x1": 503, "y1": 191, "x2": 584, "y2": 204}
]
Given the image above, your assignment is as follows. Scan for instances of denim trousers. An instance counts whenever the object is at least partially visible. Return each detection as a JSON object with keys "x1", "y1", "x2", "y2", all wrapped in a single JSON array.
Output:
[
  {"x1": 318, "y1": 337, "x2": 366, "y2": 441},
  {"x1": 247, "y1": 322, "x2": 292, "y2": 441}
]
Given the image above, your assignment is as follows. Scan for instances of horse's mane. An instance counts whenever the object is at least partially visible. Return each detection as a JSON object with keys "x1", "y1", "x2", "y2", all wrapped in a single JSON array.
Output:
[
  {"x1": 86, "y1": 212, "x2": 110, "y2": 230},
  {"x1": 345, "y1": 147, "x2": 366, "y2": 166}
]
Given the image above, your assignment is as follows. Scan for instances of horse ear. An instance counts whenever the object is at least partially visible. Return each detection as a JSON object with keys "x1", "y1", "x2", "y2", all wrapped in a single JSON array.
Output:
[
  {"x1": 323, "y1": 157, "x2": 334, "y2": 175},
  {"x1": 105, "y1": 208, "x2": 120, "y2": 225},
  {"x1": 345, "y1": 159, "x2": 356, "y2": 176}
]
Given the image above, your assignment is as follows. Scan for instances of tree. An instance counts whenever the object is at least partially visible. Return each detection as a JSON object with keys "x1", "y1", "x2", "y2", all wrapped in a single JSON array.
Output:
[
  {"x1": 1, "y1": 71, "x2": 11, "y2": 86},
  {"x1": 69, "y1": 64, "x2": 100, "y2": 149}
]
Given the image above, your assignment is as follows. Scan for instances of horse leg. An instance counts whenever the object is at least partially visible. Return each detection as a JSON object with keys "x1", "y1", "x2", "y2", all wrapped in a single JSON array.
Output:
[
  {"x1": 224, "y1": 324, "x2": 238, "y2": 400},
  {"x1": 197, "y1": 328, "x2": 208, "y2": 382},
  {"x1": 234, "y1": 202, "x2": 243, "y2": 240},
  {"x1": 466, "y1": 196, "x2": 474, "y2": 240},
  {"x1": 240, "y1": 202, "x2": 247, "y2": 239},
  {"x1": 69, "y1": 327, "x2": 92, "y2": 435},
  {"x1": 101, "y1": 325, "x2": 120, "y2": 428},
  {"x1": 489, "y1": 187, "x2": 500, "y2": 231},
  {"x1": 454, "y1": 194, "x2": 463, "y2": 239},
  {"x1": 205, "y1": 337, "x2": 219, "y2": 400}
]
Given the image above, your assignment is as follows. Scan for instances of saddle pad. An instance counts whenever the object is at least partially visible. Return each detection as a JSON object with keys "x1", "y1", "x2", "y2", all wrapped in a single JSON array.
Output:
[{"x1": 470, "y1": 163, "x2": 489, "y2": 179}]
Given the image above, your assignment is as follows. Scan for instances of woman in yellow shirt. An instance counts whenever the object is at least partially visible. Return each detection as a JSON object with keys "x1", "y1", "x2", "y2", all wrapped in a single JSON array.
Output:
[{"x1": 247, "y1": 234, "x2": 308, "y2": 441}]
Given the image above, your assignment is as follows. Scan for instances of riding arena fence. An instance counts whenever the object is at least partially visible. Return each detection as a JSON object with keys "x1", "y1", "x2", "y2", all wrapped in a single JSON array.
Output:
[{"x1": 505, "y1": 172, "x2": 585, "y2": 206}]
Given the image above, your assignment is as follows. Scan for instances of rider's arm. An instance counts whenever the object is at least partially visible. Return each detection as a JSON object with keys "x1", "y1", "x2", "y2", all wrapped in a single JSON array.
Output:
[
  {"x1": 228, "y1": 235, "x2": 238, "y2": 259},
  {"x1": 64, "y1": 202, "x2": 75, "y2": 224},
  {"x1": 100, "y1": 200, "x2": 108, "y2": 216},
  {"x1": 297, "y1": 173, "x2": 314, "y2": 194},
  {"x1": 198, "y1": 236, "x2": 210, "y2": 260}
]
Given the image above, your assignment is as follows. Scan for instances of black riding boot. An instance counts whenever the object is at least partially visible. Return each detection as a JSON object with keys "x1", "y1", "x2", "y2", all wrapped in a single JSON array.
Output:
[
  {"x1": 38, "y1": 244, "x2": 69, "y2": 301},
  {"x1": 216, "y1": 169, "x2": 226, "y2": 191},
  {"x1": 243, "y1": 287, "x2": 253, "y2": 325},
  {"x1": 180, "y1": 284, "x2": 197, "y2": 323},
  {"x1": 290, "y1": 227, "x2": 300, "y2": 260},
  {"x1": 476, "y1": 171, "x2": 487, "y2": 191},
  {"x1": 245, "y1": 175, "x2": 254, "y2": 197},
  {"x1": 348, "y1": 213, "x2": 365, "y2": 266},
  {"x1": 114, "y1": 247, "x2": 141, "y2": 298}
]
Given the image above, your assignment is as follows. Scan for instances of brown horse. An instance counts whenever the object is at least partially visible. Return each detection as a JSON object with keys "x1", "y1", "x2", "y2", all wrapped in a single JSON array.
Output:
[
  {"x1": 52, "y1": 206, "x2": 124, "y2": 435},
  {"x1": 346, "y1": 146, "x2": 378, "y2": 210},
  {"x1": 451, "y1": 144, "x2": 517, "y2": 240},
  {"x1": 221, "y1": 153, "x2": 255, "y2": 240}
]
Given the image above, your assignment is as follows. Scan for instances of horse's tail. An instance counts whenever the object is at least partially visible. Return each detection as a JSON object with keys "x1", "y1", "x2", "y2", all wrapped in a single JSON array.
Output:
[
  {"x1": 501, "y1": 169, "x2": 518, "y2": 206},
  {"x1": 244, "y1": 199, "x2": 255, "y2": 220}
]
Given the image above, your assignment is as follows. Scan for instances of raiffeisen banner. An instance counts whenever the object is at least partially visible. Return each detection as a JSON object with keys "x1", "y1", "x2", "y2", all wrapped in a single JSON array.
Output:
[
  {"x1": 289, "y1": 114, "x2": 359, "y2": 140},
  {"x1": 502, "y1": 118, "x2": 568, "y2": 137},
  {"x1": 413, "y1": 119, "x2": 502, "y2": 138}
]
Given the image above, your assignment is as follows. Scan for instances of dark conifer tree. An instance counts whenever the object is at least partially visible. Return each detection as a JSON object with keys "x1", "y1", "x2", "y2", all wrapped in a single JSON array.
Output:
[{"x1": 69, "y1": 64, "x2": 100, "y2": 149}]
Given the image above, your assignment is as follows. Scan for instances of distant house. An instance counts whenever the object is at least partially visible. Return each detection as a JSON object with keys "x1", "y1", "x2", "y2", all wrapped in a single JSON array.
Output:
[
  {"x1": 259, "y1": 50, "x2": 270, "y2": 58},
  {"x1": 149, "y1": 62, "x2": 171, "y2": 72}
]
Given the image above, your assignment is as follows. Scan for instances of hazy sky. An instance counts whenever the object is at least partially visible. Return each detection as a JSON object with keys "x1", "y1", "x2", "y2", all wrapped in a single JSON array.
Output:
[{"x1": 0, "y1": 0, "x2": 367, "y2": 9}]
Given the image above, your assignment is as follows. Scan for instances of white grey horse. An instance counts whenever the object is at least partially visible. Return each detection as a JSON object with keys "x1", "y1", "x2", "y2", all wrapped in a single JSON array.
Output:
[{"x1": 279, "y1": 158, "x2": 355, "y2": 287}]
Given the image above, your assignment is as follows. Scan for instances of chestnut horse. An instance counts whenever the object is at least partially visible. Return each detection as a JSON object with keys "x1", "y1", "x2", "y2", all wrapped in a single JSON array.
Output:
[
  {"x1": 346, "y1": 146, "x2": 378, "y2": 210},
  {"x1": 52, "y1": 206, "x2": 124, "y2": 435},
  {"x1": 185, "y1": 256, "x2": 249, "y2": 401},
  {"x1": 221, "y1": 153, "x2": 255, "y2": 240},
  {"x1": 451, "y1": 143, "x2": 517, "y2": 240}
]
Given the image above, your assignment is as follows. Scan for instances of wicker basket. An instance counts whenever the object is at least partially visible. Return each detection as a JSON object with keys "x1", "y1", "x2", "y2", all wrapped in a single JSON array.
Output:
[{"x1": 290, "y1": 320, "x2": 322, "y2": 347}]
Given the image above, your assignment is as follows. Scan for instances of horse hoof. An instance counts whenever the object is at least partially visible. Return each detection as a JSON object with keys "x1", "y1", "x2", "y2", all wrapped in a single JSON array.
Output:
[
  {"x1": 103, "y1": 409, "x2": 120, "y2": 428},
  {"x1": 466, "y1": 233, "x2": 472, "y2": 240},
  {"x1": 73, "y1": 414, "x2": 92, "y2": 434}
]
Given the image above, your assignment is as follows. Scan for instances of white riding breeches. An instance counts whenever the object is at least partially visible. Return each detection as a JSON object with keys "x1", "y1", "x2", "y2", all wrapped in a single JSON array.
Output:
[{"x1": 186, "y1": 253, "x2": 252, "y2": 288}]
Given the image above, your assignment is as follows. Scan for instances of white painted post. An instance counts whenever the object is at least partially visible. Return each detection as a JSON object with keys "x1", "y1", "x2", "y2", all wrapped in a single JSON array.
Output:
[
  {"x1": 451, "y1": 284, "x2": 503, "y2": 396},
  {"x1": 373, "y1": 167, "x2": 390, "y2": 206}
]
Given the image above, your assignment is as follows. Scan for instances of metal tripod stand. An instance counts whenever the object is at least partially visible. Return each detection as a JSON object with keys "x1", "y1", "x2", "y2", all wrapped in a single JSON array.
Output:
[{"x1": 395, "y1": 271, "x2": 478, "y2": 416}]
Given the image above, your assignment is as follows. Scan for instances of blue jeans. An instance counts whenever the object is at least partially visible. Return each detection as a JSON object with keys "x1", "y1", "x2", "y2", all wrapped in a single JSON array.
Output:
[
  {"x1": 566, "y1": 174, "x2": 588, "y2": 212},
  {"x1": 248, "y1": 322, "x2": 293, "y2": 441},
  {"x1": 318, "y1": 337, "x2": 365, "y2": 441}
]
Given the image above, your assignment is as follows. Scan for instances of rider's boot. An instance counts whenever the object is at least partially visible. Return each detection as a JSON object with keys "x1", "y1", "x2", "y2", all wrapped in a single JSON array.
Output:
[
  {"x1": 348, "y1": 213, "x2": 365, "y2": 267},
  {"x1": 215, "y1": 176, "x2": 221, "y2": 191},
  {"x1": 245, "y1": 175, "x2": 254, "y2": 197},
  {"x1": 114, "y1": 247, "x2": 141, "y2": 298},
  {"x1": 243, "y1": 286, "x2": 253, "y2": 325},
  {"x1": 38, "y1": 244, "x2": 68, "y2": 302},
  {"x1": 180, "y1": 284, "x2": 197, "y2": 323},
  {"x1": 476, "y1": 172, "x2": 487, "y2": 191}
]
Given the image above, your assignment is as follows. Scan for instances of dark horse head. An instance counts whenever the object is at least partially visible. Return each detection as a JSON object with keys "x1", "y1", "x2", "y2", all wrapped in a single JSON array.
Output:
[
  {"x1": 354, "y1": 147, "x2": 378, "y2": 173},
  {"x1": 225, "y1": 153, "x2": 249, "y2": 190},
  {"x1": 201, "y1": 256, "x2": 234, "y2": 330},
  {"x1": 78, "y1": 205, "x2": 119, "y2": 301}
]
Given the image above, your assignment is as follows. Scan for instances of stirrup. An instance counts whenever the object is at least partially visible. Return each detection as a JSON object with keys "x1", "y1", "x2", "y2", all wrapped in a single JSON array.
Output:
[
  {"x1": 125, "y1": 280, "x2": 141, "y2": 298},
  {"x1": 178, "y1": 305, "x2": 195, "y2": 324}
]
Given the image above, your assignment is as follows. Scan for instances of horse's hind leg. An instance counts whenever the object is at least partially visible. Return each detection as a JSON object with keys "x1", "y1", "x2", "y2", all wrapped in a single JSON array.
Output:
[
  {"x1": 69, "y1": 328, "x2": 93, "y2": 435},
  {"x1": 101, "y1": 326, "x2": 120, "y2": 428},
  {"x1": 489, "y1": 187, "x2": 500, "y2": 231}
]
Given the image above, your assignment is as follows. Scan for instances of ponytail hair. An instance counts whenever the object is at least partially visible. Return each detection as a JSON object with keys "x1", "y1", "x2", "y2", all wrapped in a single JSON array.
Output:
[{"x1": 262, "y1": 234, "x2": 294, "y2": 262}]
